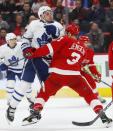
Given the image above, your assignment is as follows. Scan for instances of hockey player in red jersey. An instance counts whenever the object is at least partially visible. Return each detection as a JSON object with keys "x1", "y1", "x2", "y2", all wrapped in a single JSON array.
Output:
[
  {"x1": 79, "y1": 36, "x2": 106, "y2": 103},
  {"x1": 108, "y1": 41, "x2": 113, "y2": 100},
  {"x1": 23, "y1": 24, "x2": 112, "y2": 126}
]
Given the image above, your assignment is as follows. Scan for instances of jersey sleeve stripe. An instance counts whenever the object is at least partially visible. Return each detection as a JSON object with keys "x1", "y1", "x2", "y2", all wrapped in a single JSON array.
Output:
[
  {"x1": 88, "y1": 64, "x2": 97, "y2": 67},
  {"x1": 47, "y1": 43, "x2": 53, "y2": 54}
]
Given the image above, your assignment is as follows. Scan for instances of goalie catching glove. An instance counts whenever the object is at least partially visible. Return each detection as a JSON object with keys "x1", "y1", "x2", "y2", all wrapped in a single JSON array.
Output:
[{"x1": 23, "y1": 47, "x2": 36, "y2": 59}]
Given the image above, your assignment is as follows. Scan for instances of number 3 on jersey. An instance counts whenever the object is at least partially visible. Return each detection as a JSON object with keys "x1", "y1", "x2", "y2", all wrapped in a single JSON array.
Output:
[{"x1": 67, "y1": 52, "x2": 80, "y2": 65}]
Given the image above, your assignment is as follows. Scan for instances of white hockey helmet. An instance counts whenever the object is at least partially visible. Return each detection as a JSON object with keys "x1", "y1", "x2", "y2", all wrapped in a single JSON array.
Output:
[
  {"x1": 38, "y1": 6, "x2": 52, "y2": 19},
  {"x1": 6, "y1": 33, "x2": 16, "y2": 43}
]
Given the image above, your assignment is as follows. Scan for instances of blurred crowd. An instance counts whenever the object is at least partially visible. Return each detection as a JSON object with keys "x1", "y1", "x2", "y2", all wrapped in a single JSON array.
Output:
[{"x1": 0, "y1": 0, "x2": 113, "y2": 53}]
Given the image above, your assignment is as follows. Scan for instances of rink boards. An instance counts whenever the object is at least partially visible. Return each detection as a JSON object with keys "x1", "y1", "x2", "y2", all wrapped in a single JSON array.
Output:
[
  {"x1": 0, "y1": 54, "x2": 112, "y2": 98},
  {"x1": 0, "y1": 87, "x2": 112, "y2": 99}
]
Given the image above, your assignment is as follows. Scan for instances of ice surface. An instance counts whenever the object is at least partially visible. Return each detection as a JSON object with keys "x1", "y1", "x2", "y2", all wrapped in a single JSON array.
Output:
[{"x1": 0, "y1": 98, "x2": 113, "y2": 131}]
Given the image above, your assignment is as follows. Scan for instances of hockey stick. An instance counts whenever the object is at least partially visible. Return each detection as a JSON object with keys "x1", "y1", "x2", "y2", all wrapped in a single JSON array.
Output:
[
  {"x1": 6, "y1": 58, "x2": 25, "y2": 67},
  {"x1": 100, "y1": 80, "x2": 111, "y2": 88},
  {"x1": 72, "y1": 100, "x2": 113, "y2": 126},
  {"x1": 31, "y1": 59, "x2": 45, "y2": 92},
  {"x1": 82, "y1": 69, "x2": 112, "y2": 87}
]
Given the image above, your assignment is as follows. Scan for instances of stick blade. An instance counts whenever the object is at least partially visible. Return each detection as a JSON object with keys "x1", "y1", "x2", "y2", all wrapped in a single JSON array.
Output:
[{"x1": 72, "y1": 120, "x2": 93, "y2": 126}]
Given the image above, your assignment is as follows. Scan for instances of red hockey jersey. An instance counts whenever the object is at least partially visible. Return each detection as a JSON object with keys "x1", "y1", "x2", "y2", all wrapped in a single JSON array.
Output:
[
  {"x1": 81, "y1": 48, "x2": 99, "y2": 75},
  {"x1": 108, "y1": 41, "x2": 113, "y2": 100},
  {"x1": 33, "y1": 35, "x2": 86, "y2": 75},
  {"x1": 108, "y1": 42, "x2": 113, "y2": 76}
]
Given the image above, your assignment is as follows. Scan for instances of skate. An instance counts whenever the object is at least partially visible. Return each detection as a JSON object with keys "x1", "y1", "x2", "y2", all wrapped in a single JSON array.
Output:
[
  {"x1": 22, "y1": 109, "x2": 41, "y2": 126},
  {"x1": 98, "y1": 95, "x2": 106, "y2": 103},
  {"x1": 99, "y1": 111, "x2": 112, "y2": 128},
  {"x1": 27, "y1": 98, "x2": 34, "y2": 114},
  {"x1": 6, "y1": 106, "x2": 16, "y2": 124}
]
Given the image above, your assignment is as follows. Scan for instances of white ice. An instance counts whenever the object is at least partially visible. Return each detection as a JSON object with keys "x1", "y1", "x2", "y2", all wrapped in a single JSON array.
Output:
[{"x1": 0, "y1": 97, "x2": 113, "y2": 131}]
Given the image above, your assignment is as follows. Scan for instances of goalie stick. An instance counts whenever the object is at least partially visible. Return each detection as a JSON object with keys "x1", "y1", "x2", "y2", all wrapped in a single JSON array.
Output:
[{"x1": 72, "y1": 100, "x2": 113, "y2": 126}]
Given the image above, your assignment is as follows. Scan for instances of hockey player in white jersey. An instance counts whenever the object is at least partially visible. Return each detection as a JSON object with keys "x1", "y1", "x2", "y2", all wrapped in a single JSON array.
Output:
[
  {"x1": 0, "y1": 33, "x2": 35, "y2": 122},
  {"x1": 6, "y1": 6, "x2": 64, "y2": 122}
]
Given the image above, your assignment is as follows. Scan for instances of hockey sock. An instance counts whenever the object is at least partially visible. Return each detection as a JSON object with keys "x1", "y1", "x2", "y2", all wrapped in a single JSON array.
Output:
[
  {"x1": 90, "y1": 99, "x2": 103, "y2": 114},
  {"x1": 10, "y1": 80, "x2": 31, "y2": 108},
  {"x1": 6, "y1": 80, "x2": 15, "y2": 104},
  {"x1": 25, "y1": 87, "x2": 35, "y2": 103}
]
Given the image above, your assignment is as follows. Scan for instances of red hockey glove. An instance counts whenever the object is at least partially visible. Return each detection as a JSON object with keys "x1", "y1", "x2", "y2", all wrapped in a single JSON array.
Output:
[
  {"x1": 93, "y1": 73, "x2": 101, "y2": 83},
  {"x1": 23, "y1": 47, "x2": 36, "y2": 59}
]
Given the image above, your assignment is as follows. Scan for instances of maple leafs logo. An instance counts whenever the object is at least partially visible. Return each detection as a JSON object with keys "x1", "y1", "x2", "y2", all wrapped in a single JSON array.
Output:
[
  {"x1": 8, "y1": 56, "x2": 19, "y2": 66},
  {"x1": 37, "y1": 33, "x2": 52, "y2": 47}
]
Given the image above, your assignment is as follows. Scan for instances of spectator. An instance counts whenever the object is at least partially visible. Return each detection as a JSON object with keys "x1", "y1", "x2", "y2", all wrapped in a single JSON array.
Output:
[
  {"x1": 9, "y1": 14, "x2": 25, "y2": 35},
  {"x1": 62, "y1": 0, "x2": 76, "y2": 12},
  {"x1": 20, "y1": 27, "x2": 26, "y2": 36},
  {"x1": 87, "y1": 0, "x2": 105, "y2": 25},
  {"x1": 54, "y1": 0, "x2": 65, "y2": 22},
  {"x1": 46, "y1": 0, "x2": 57, "y2": 8},
  {"x1": 31, "y1": 0, "x2": 47, "y2": 18},
  {"x1": 28, "y1": 15, "x2": 36, "y2": 23},
  {"x1": 87, "y1": 22, "x2": 104, "y2": 53},
  {"x1": 0, "y1": 28, "x2": 7, "y2": 46},
  {"x1": 0, "y1": 0, "x2": 15, "y2": 15},
  {"x1": 21, "y1": 2, "x2": 34, "y2": 26},
  {"x1": 70, "y1": 0, "x2": 88, "y2": 23},
  {"x1": 0, "y1": 14, "x2": 9, "y2": 30},
  {"x1": 0, "y1": 0, "x2": 16, "y2": 24},
  {"x1": 99, "y1": 0, "x2": 110, "y2": 7},
  {"x1": 60, "y1": 13, "x2": 66, "y2": 30},
  {"x1": 104, "y1": 0, "x2": 113, "y2": 40},
  {"x1": 0, "y1": 0, "x2": 3, "y2": 3},
  {"x1": 16, "y1": 27, "x2": 26, "y2": 42},
  {"x1": 25, "y1": 15, "x2": 36, "y2": 29},
  {"x1": 81, "y1": 0, "x2": 93, "y2": 8},
  {"x1": 15, "y1": 0, "x2": 24, "y2": 13},
  {"x1": 105, "y1": 0, "x2": 113, "y2": 22}
]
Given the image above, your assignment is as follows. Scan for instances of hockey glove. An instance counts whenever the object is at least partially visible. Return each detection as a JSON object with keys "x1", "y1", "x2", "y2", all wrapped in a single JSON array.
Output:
[
  {"x1": 0, "y1": 64, "x2": 8, "y2": 71},
  {"x1": 23, "y1": 47, "x2": 36, "y2": 59},
  {"x1": 93, "y1": 73, "x2": 101, "y2": 83}
]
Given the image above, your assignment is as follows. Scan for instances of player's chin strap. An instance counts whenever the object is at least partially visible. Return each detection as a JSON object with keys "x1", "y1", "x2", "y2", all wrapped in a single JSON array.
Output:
[
  {"x1": 81, "y1": 68, "x2": 112, "y2": 88},
  {"x1": 31, "y1": 59, "x2": 45, "y2": 92}
]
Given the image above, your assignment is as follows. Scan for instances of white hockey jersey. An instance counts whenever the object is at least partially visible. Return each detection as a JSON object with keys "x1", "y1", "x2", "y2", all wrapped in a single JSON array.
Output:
[
  {"x1": 22, "y1": 19, "x2": 64, "y2": 49},
  {"x1": 0, "y1": 42, "x2": 25, "y2": 73}
]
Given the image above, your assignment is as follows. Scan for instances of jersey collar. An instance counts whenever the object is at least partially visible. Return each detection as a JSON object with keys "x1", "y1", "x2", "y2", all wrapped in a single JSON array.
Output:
[{"x1": 7, "y1": 43, "x2": 17, "y2": 49}]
